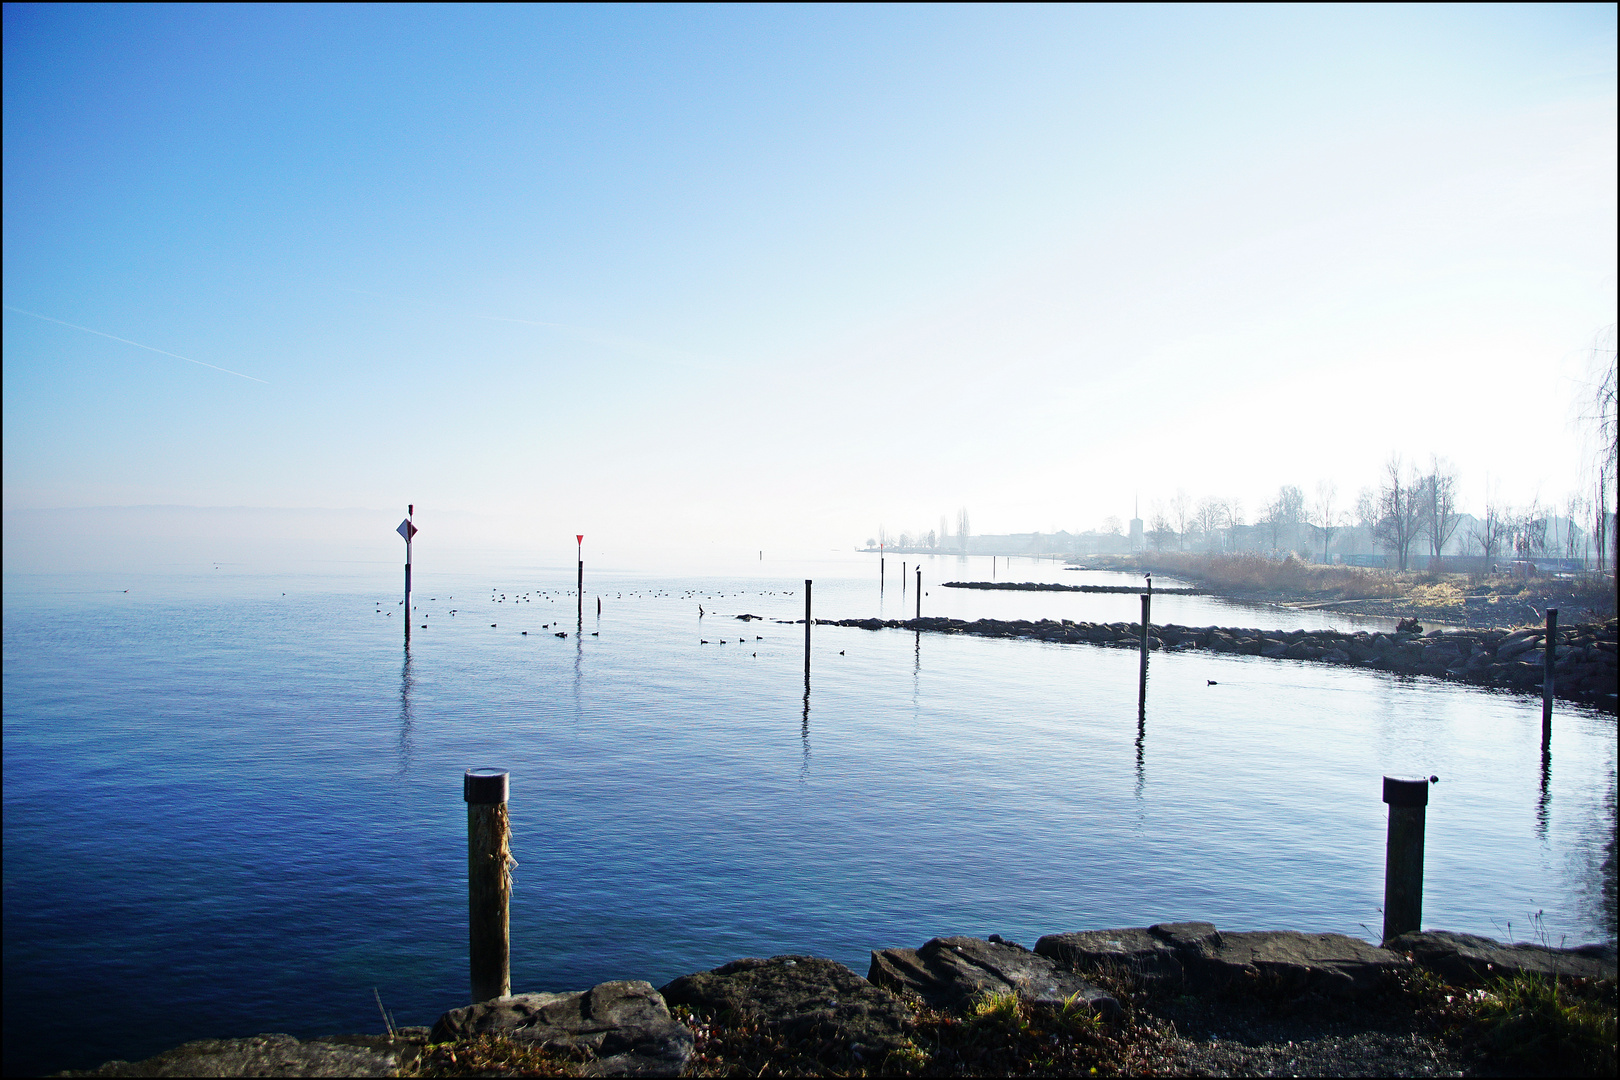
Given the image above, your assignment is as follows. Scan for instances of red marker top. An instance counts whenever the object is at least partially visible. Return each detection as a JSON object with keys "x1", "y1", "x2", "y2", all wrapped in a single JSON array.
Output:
[{"x1": 576, "y1": 534, "x2": 584, "y2": 544}]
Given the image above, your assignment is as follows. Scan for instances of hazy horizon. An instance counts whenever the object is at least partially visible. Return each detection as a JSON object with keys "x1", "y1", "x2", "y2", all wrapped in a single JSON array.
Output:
[{"x1": 5, "y1": 5, "x2": 1616, "y2": 574}]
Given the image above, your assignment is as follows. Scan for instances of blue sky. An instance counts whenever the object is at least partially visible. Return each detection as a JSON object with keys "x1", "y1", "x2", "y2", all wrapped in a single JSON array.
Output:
[{"x1": 4, "y1": 4, "x2": 1615, "y2": 569}]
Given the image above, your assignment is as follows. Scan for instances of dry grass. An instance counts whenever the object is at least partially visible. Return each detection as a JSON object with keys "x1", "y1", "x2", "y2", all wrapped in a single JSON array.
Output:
[{"x1": 1135, "y1": 553, "x2": 1400, "y2": 600}]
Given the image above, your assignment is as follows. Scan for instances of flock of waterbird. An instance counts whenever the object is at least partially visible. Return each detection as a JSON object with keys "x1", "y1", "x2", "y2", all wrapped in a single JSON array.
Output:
[{"x1": 372, "y1": 586, "x2": 807, "y2": 657}]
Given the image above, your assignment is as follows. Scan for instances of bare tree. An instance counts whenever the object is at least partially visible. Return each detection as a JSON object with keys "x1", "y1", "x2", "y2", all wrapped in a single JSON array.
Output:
[
  {"x1": 1579, "y1": 326, "x2": 1617, "y2": 570},
  {"x1": 1421, "y1": 456, "x2": 1462, "y2": 559},
  {"x1": 1170, "y1": 489, "x2": 1193, "y2": 551},
  {"x1": 1149, "y1": 502, "x2": 1171, "y2": 551},
  {"x1": 939, "y1": 515, "x2": 949, "y2": 549},
  {"x1": 1595, "y1": 479, "x2": 1610, "y2": 573},
  {"x1": 1100, "y1": 515, "x2": 1122, "y2": 535},
  {"x1": 956, "y1": 507, "x2": 970, "y2": 553},
  {"x1": 1311, "y1": 480, "x2": 1341, "y2": 563},
  {"x1": 1469, "y1": 479, "x2": 1505, "y2": 565},
  {"x1": 1195, "y1": 496, "x2": 1228, "y2": 552},
  {"x1": 1563, "y1": 491, "x2": 1588, "y2": 560},
  {"x1": 1376, "y1": 454, "x2": 1424, "y2": 571},
  {"x1": 1262, "y1": 485, "x2": 1305, "y2": 553}
]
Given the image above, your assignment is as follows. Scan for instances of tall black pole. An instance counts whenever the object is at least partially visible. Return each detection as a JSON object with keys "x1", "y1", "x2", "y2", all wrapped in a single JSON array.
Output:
[
  {"x1": 576, "y1": 534, "x2": 584, "y2": 620},
  {"x1": 804, "y1": 579, "x2": 812, "y2": 673},
  {"x1": 1542, "y1": 608, "x2": 1557, "y2": 736},
  {"x1": 404, "y1": 504, "x2": 414, "y2": 645},
  {"x1": 916, "y1": 566, "x2": 921, "y2": 619}
]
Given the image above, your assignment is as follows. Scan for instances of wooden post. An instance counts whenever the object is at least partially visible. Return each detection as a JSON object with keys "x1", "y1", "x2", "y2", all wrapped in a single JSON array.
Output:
[
  {"x1": 1138, "y1": 592, "x2": 1151, "y2": 716},
  {"x1": 1542, "y1": 608, "x2": 1557, "y2": 733},
  {"x1": 576, "y1": 535, "x2": 584, "y2": 620},
  {"x1": 915, "y1": 566, "x2": 921, "y2": 619},
  {"x1": 464, "y1": 767, "x2": 511, "y2": 1003},
  {"x1": 804, "y1": 579, "x2": 812, "y2": 672},
  {"x1": 902, "y1": 561, "x2": 907, "y2": 596},
  {"x1": 880, "y1": 544, "x2": 884, "y2": 590},
  {"x1": 1381, "y1": 775, "x2": 1430, "y2": 943}
]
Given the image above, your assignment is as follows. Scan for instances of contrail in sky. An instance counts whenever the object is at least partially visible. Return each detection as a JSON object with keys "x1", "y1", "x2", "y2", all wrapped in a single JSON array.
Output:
[{"x1": 2, "y1": 305, "x2": 269, "y2": 383}]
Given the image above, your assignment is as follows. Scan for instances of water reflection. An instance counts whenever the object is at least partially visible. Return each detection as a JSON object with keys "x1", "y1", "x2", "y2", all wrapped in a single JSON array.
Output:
[
  {"x1": 1137, "y1": 650, "x2": 1149, "y2": 718},
  {"x1": 397, "y1": 646, "x2": 415, "y2": 778},
  {"x1": 573, "y1": 612, "x2": 583, "y2": 723},
  {"x1": 800, "y1": 672, "x2": 811, "y2": 783},
  {"x1": 1135, "y1": 714, "x2": 1146, "y2": 801},
  {"x1": 1537, "y1": 736, "x2": 1552, "y2": 841}
]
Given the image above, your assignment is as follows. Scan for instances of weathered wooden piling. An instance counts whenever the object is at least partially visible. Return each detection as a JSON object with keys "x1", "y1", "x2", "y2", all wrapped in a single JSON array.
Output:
[
  {"x1": 576, "y1": 535, "x2": 584, "y2": 619},
  {"x1": 1542, "y1": 608, "x2": 1557, "y2": 734},
  {"x1": 916, "y1": 566, "x2": 921, "y2": 619},
  {"x1": 1138, "y1": 591, "x2": 1151, "y2": 715},
  {"x1": 1382, "y1": 775, "x2": 1431, "y2": 943},
  {"x1": 464, "y1": 767, "x2": 512, "y2": 1003}
]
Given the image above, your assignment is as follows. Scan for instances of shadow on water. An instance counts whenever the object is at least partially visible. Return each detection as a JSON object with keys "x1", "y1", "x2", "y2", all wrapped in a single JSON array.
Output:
[{"x1": 397, "y1": 645, "x2": 415, "y2": 778}]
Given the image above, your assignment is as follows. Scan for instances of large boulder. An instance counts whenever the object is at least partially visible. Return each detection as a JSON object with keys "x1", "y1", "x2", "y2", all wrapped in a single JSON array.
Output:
[
  {"x1": 1035, "y1": 921, "x2": 1407, "y2": 998},
  {"x1": 430, "y1": 980, "x2": 692, "y2": 1077},
  {"x1": 659, "y1": 955, "x2": 912, "y2": 1057},
  {"x1": 1386, "y1": 931, "x2": 1618, "y2": 984},
  {"x1": 868, "y1": 935, "x2": 1120, "y2": 1019},
  {"x1": 57, "y1": 1033, "x2": 410, "y2": 1077}
]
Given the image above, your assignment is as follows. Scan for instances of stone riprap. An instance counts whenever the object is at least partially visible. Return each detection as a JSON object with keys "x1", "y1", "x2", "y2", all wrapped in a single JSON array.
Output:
[
  {"x1": 808, "y1": 615, "x2": 1619, "y2": 710},
  {"x1": 944, "y1": 580, "x2": 1203, "y2": 594},
  {"x1": 869, "y1": 934, "x2": 1122, "y2": 1019},
  {"x1": 56, "y1": 1032, "x2": 418, "y2": 1077},
  {"x1": 659, "y1": 955, "x2": 914, "y2": 1060},
  {"x1": 1035, "y1": 922, "x2": 1411, "y2": 998},
  {"x1": 1386, "y1": 930, "x2": 1618, "y2": 984},
  {"x1": 429, "y1": 980, "x2": 692, "y2": 1076},
  {"x1": 59, "y1": 927, "x2": 1617, "y2": 1076}
]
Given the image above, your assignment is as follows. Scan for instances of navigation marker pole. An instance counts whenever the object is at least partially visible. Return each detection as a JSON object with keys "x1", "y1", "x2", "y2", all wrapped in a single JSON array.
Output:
[
  {"x1": 576, "y1": 534, "x2": 584, "y2": 620},
  {"x1": 916, "y1": 566, "x2": 922, "y2": 619},
  {"x1": 397, "y1": 507, "x2": 419, "y2": 645}
]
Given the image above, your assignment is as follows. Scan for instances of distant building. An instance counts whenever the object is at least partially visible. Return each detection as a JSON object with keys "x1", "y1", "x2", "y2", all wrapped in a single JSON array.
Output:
[{"x1": 1129, "y1": 517, "x2": 1143, "y2": 550}]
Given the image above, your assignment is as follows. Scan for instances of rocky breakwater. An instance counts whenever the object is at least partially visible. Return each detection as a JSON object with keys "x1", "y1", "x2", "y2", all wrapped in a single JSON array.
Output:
[
  {"x1": 818, "y1": 615, "x2": 1619, "y2": 711},
  {"x1": 59, "y1": 925, "x2": 1615, "y2": 1076}
]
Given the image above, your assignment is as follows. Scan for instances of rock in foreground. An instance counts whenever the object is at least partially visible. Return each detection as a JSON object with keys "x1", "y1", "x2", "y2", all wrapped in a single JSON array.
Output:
[
  {"x1": 55, "y1": 1033, "x2": 413, "y2": 1077},
  {"x1": 1387, "y1": 930, "x2": 1618, "y2": 984},
  {"x1": 869, "y1": 934, "x2": 1121, "y2": 1019},
  {"x1": 1036, "y1": 921, "x2": 1410, "y2": 997},
  {"x1": 429, "y1": 979, "x2": 692, "y2": 1076},
  {"x1": 659, "y1": 954, "x2": 914, "y2": 1058}
]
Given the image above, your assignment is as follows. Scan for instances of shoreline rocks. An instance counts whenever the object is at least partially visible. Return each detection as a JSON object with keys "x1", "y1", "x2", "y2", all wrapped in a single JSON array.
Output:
[
  {"x1": 58, "y1": 925, "x2": 1615, "y2": 1077},
  {"x1": 816, "y1": 615, "x2": 1619, "y2": 712},
  {"x1": 943, "y1": 580, "x2": 1202, "y2": 594}
]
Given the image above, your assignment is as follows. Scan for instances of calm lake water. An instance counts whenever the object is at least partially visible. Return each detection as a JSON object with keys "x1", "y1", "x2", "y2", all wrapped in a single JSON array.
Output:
[{"x1": 4, "y1": 552, "x2": 1616, "y2": 1075}]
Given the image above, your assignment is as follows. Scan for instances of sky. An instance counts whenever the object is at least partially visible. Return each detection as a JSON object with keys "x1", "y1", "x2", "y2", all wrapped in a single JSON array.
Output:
[{"x1": 3, "y1": 4, "x2": 1616, "y2": 572}]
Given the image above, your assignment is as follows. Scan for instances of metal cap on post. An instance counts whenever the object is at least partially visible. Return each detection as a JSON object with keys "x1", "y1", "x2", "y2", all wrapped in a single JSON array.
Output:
[
  {"x1": 465, "y1": 767, "x2": 510, "y2": 804},
  {"x1": 1382, "y1": 775, "x2": 1430, "y2": 808},
  {"x1": 1381, "y1": 774, "x2": 1436, "y2": 944}
]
